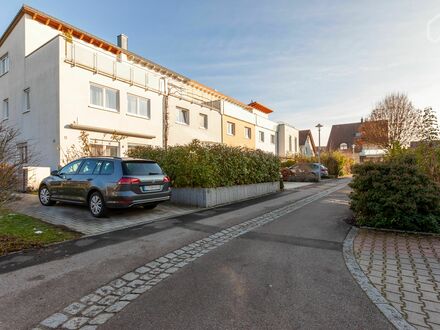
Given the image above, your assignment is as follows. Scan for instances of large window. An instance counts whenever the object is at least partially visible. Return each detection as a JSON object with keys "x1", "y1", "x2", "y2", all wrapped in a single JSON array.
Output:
[
  {"x1": 128, "y1": 94, "x2": 151, "y2": 118},
  {"x1": 259, "y1": 131, "x2": 265, "y2": 143},
  {"x1": 0, "y1": 53, "x2": 9, "y2": 76},
  {"x1": 227, "y1": 122, "x2": 235, "y2": 136},
  {"x1": 90, "y1": 84, "x2": 119, "y2": 111},
  {"x1": 199, "y1": 113, "x2": 208, "y2": 129},
  {"x1": 23, "y1": 88, "x2": 30, "y2": 112},
  {"x1": 2, "y1": 99, "x2": 8, "y2": 120},
  {"x1": 176, "y1": 107, "x2": 189, "y2": 125}
]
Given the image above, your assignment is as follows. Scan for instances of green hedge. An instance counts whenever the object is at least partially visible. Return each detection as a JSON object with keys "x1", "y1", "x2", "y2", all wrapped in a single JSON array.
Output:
[
  {"x1": 349, "y1": 154, "x2": 440, "y2": 233},
  {"x1": 128, "y1": 140, "x2": 280, "y2": 188}
]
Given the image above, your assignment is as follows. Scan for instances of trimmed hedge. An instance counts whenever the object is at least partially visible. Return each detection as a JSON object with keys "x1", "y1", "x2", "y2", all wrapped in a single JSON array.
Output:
[
  {"x1": 127, "y1": 140, "x2": 280, "y2": 188},
  {"x1": 349, "y1": 154, "x2": 440, "y2": 233}
]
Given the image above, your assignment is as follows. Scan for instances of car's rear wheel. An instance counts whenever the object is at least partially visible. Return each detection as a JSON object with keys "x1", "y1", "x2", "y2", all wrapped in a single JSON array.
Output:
[
  {"x1": 39, "y1": 186, "x2": 55, "y2": 206},
  {"x1": 89, "y1": 191, "x2": 107, "y2": 218},
  {"x1": 143, "y1": 203, "x2": 158, "y2": 210}
]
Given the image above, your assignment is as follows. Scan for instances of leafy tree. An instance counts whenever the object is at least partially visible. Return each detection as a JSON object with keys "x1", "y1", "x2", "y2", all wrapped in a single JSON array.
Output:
[{"x1": 420, "y1": 107, "x2": 439, "y2": 142}]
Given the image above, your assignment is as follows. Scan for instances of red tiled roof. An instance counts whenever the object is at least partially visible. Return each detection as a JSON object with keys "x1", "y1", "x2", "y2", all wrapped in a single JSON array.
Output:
[{"x1": 248, "y1": 101, "x2": 274, "y2": 114}]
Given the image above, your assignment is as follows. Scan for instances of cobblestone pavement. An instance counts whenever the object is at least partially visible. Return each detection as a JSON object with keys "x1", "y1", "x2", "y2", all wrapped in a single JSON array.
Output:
[
  {"x1": 354, "y1": 229, "x2": 440, "y2": 330},
  {"x1": 9, "y1": 194, "x2": 197, "y2": 235},
  {"x1": 34, "y1": 181, "x2": 347, "y2": 329}
]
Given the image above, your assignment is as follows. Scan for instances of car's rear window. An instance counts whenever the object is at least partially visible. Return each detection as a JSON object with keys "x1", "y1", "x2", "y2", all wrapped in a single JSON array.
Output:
[{"x1": 122, "y1": 161, "x2": 163, "y2": 176}]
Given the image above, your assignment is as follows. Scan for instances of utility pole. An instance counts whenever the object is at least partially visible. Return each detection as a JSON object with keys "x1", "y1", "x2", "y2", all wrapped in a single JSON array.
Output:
[{"x1": 315, "y1": 123, "x2": 323, "y2": 181}]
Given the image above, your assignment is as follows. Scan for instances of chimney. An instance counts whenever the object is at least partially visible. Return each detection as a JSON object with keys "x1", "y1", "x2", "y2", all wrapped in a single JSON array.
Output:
[
  {"x1": 361, "y1": 117, "x2": 364, "y2": 123},
  {"x1": 117, "y1": 34, "x2": 128, "y2": 50}
]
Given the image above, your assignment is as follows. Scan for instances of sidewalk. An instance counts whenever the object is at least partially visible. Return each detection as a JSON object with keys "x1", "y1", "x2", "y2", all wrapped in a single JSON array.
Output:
[{"x1": 354, "y1": 228, "x2": 440, "y2": 329}]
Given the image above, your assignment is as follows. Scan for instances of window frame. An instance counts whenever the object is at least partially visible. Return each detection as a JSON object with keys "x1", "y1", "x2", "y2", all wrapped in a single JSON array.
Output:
[
  {"x1": 78, "y1": 159, "x2": 99, "y2": 175},
  {"x1": 23, "y1": 88, "x2": 30, "y2": 113},
  {"x1": 127, "y1": 93, "x2": 151, "y2": 119},
  {"x1": 89, "y1": 83, "x2": 119, "y2": 112},
  {"x1": 227, "y1": 122, "x2": 235, "y2": 136},
  {"x1": 244, "y1": 127, "x2": 251, "y2": 139},
  {"x1": 176, "y1": 107, "x2": 190, "y2": 125},
  {"x1": 340, "y1": 143, "x2": 348, "y2": 150},
  {"x1": 199, "y1": 113, "x2": 208, "y2": 129},
  {"x1": 99, "y1": 160, "x2": 115, "y2": 175},
  {"x1": 259, "y1": 131, "x2": 265, "y2": 143},
  {"x1": 59, "y1": 159, "x2": 83, "y2": 176},
  {"x1": 2, "y1": 98, "x2": 8, "y2": 120},
  {"x1": 270, "y1": 134, "x2": 275, "y2": 144},
  {"x1": 0, "y1": 53, "x2": 9, "y2": 76}
]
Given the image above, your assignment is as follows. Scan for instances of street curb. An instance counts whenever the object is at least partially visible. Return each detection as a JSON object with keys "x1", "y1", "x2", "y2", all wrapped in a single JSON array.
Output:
[{"x1": 342, "y1": 227, "x2": 415, "y2": 330}]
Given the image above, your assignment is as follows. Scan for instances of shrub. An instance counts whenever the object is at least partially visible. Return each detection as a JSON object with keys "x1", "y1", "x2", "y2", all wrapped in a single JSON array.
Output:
[
  {"x1": 128, "y1": 140, "x2": 280, "y2": 188},
  {"x1": 321, "y1": 151, "x2": 354, "y2": 177},
  {"x1": 349, "y1": 153, "x2": 440, "y2": 233}
]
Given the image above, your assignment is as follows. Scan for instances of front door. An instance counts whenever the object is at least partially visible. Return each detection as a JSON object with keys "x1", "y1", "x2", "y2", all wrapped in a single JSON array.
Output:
[{"x1": 57, "y1": 159, "x2": 83, "y2": 201}]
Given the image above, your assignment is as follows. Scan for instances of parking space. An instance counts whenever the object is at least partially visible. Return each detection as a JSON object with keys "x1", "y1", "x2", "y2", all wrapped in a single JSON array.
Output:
[{"x1": 9, "y1": 194, "x2": 198, "y2": 236}]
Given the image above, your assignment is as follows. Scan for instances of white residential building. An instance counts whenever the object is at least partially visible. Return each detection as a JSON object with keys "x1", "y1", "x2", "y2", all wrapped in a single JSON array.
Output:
[{"x1": 277, "y1": 123, "x2": 300, "y2": 158}]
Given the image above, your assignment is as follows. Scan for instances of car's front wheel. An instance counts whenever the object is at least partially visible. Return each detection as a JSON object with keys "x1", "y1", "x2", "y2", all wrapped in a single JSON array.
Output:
[
  {"x1": 88, "y1": 191, "x2": 107, "y2": 218},
  {"x1": 39, "y1": 186, "x2": 56, "y2": 206}
]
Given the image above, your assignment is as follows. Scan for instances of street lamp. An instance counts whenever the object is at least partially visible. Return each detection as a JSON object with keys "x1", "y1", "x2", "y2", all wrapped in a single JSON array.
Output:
[{"x1": 315, "y1": 123, "x2": 323, "y2": 181}]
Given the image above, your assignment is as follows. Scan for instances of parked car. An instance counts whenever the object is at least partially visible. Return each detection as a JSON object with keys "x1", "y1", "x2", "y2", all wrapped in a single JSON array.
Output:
[
  {"x1": 38, "y1": 157, "x2": 171, "y2": 217},
  {"x1": 289, "y1": 163, "x2": 329, "y2": 178}
]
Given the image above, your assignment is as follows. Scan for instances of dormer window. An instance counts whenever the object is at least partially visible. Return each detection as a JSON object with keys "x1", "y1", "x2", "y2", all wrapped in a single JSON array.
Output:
[{"x1": 340, "y1": 143, "x2": 348, "y2": 150}]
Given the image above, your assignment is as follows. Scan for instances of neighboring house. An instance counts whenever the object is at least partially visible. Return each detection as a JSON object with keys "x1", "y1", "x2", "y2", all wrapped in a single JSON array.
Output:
[
  {"x1": 249, "y1": 101, "x2": 277, "y2": 154},
  {"x1": 277, "y1": 123, "x2": 300, "y2": 158},
  {"x1": 327, "y1": 121, "x2": 385, "y2": 163},
  {"x1": 298, "y1": 130, "x2": 316, "y2": 157}
]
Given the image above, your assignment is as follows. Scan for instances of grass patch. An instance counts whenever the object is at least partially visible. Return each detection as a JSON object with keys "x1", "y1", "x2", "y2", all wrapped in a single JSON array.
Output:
[{"x1": 0, "y1": 209, "x2": 80, "y2": 256}]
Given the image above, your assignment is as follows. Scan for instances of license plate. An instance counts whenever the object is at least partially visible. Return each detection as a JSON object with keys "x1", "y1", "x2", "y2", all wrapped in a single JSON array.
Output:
[{"x1": 141, "y1": 185, "x2": 162, "y2": 192}]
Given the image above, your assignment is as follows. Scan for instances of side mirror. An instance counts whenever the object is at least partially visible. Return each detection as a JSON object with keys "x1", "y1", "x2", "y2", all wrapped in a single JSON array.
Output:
[{"x1": 51, "y1": 170, "x2": 59, "y2": 176}]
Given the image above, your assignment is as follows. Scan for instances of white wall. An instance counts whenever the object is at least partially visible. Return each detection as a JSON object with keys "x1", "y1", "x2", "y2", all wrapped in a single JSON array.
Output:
[
  {"x1": 278, "y1": 123, "x2": 299, "y2": 157},
  {"x1": 0, "y1": 16, "x2": 61, "y2": 168},
  {"x1": 223, "y1": 101, "x2": 255, "y2": 124},
  {"x1": 255, "y1": 115, "x2": 277, "y2": 153},
  {"x1": 167, "y1": 96, "x2": 222, "y2": 146}
]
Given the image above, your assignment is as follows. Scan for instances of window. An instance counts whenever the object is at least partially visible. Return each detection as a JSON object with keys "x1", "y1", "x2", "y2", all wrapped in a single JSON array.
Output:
[
  {"x1": 259, "y1": 131, "x2": 265, "y2": 142},
  {"x1": 23, "y1": 88, "x2": 30, "y2": 112},
  {"x1": 127, "y1": 143, "x2": 148, "y2": 153},
  {"x1": 0, "y1": 53, "x2": 9, "y2": 76},
  {"x1": 127, "y1": 94, "x2": 151, "y2": 118},
  {"x1": 2, "y1": 99, "x2": 8, "y2": 120},
  {"x1": 288, "y1": 135, "x2": 292, "y2": 152},
  {"x1": 340, "y1": 143, "x2": 348, "y2": 150},
  {"x1": 17, "y1": 143, "x2": 28, "y2": 163},
  {"x1": 60, "y1": 159, "x2": 82, "y2": 175},
  {"x1": 91, "y1": 144, "x2": 118, "y2": 157},
  {"x1": 176, "y1": 107, "x2": 189, "y2": 125},
  {"x1": 294, "y1": 137, "x2": 298, "y2": 152},
  {"x1": 100, "y1": 161, "x2": 114, "y2": 175},
  {"x1": 93, "y1": 161, "x2": 103, "y2": 175},
  {"x1": 270, "y1": 134, "x2": 275, "y2": 144},
  {"x1": 227, "y1": 122, "x2": 235, "y2": 136},
  {"x1": 90, "y1": 84, "x2": 119, "y2": 111},
  {"x1": 78, "y1": 159, "x2": 99, "y2": 175},
  {"x1": 244, "y1": 127, "x2": 251, "y2": 139},
  {"x1": 199, "y1": 113, "x2": 208, "y2": 129},
  {"x1": 122, "y1": 161, "x2": 163, "y2": 175}
]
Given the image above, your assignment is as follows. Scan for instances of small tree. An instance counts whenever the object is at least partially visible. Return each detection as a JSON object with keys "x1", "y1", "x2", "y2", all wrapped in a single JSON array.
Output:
[
  {"x1": 0, "y1": 123, "x2": 30, "y2": 206},
  {"x1": 420, "y1": 107, "x2": 439, "y2": 142},
  {"x1": 360, "y1": 93, "x2": 422, "y2": 149}
]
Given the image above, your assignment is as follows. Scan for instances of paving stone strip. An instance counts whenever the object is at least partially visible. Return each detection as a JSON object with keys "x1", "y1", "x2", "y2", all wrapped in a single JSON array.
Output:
[
  {"x1": 35, "y1": 182, "x2": 347, "y2": 330},
  {"x1": 351, "y1": 228, "x2": 440, "y2": 330}
]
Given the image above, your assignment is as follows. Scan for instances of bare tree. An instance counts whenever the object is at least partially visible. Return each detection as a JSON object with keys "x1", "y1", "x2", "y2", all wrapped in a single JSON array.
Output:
[
  {"x1": 0, "y1": 123, "x2": 30, "y2": 206},
  {"x1": 360, "y1": 93, "x2": 422, "y2": 149}
]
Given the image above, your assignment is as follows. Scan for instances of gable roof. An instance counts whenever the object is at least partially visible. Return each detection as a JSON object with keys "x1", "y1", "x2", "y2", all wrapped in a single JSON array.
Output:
[
  {"x1": 0, "y1": 5, "x2": 254, "y2": 112},
  {"x1": 327, "y1": 122, "x2": 362, "y2": 151},
  {"x1": 298, "y1": 130, "x2": 316, "y2": 152}
]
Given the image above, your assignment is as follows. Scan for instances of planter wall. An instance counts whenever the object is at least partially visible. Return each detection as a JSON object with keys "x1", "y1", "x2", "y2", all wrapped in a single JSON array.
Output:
[{"x1": 170, "y1": 182, "x2": 280, "y2": 208}]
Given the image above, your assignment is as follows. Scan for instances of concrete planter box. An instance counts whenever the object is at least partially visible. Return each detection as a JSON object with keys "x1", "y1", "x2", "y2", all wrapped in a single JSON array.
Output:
[{"x1": 170, "y1": 182, "x2": 280, "y2": 208}]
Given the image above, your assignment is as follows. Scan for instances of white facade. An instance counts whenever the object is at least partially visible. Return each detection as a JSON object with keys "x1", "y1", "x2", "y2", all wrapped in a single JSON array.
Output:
[
  {"x1": 300, "y1": 135, "x2": 315, "y2": 157},
  {"x1": 254, "y1": 110, "x2": 277, "y2": 154},
  {"x1": 277, "y1": 123, "x2": 300, "y2": 157}
]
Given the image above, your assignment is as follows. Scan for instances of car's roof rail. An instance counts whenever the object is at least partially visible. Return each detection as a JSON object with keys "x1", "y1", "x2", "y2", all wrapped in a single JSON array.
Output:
[{"x1": 79, "y1": 156, "x2": 122, "y2": 160}]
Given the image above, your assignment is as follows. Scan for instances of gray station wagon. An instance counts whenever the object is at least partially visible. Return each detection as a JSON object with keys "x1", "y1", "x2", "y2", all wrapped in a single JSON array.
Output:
[{"x1": 38, "y1": 157, "x2": 171, "y2": 217}]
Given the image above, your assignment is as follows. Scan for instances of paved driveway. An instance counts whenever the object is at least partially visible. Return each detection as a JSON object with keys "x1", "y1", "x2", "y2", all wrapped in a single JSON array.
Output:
[{"x1": 9, "y1": 194, "x2": 197, "y2": 235}]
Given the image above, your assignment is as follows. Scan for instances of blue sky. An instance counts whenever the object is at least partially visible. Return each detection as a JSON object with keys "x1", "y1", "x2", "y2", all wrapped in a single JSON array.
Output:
[{"x1": 2, "y1": 0, "x2": 440, "y2": 143}]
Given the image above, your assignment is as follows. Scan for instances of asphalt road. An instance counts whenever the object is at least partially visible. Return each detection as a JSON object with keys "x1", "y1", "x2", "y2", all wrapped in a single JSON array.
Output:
[{"x1": 0, "y1": 180, "x2": 393, "y2": 329}]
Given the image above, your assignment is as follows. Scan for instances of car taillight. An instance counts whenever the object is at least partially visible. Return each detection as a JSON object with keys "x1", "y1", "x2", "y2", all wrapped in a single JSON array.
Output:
[
  {"x1": 118, "y1": 177, "x2": 141, "y2": 185},
  {"x1": 163, "y1": 176, "x2": 171, "y2": 183}
]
